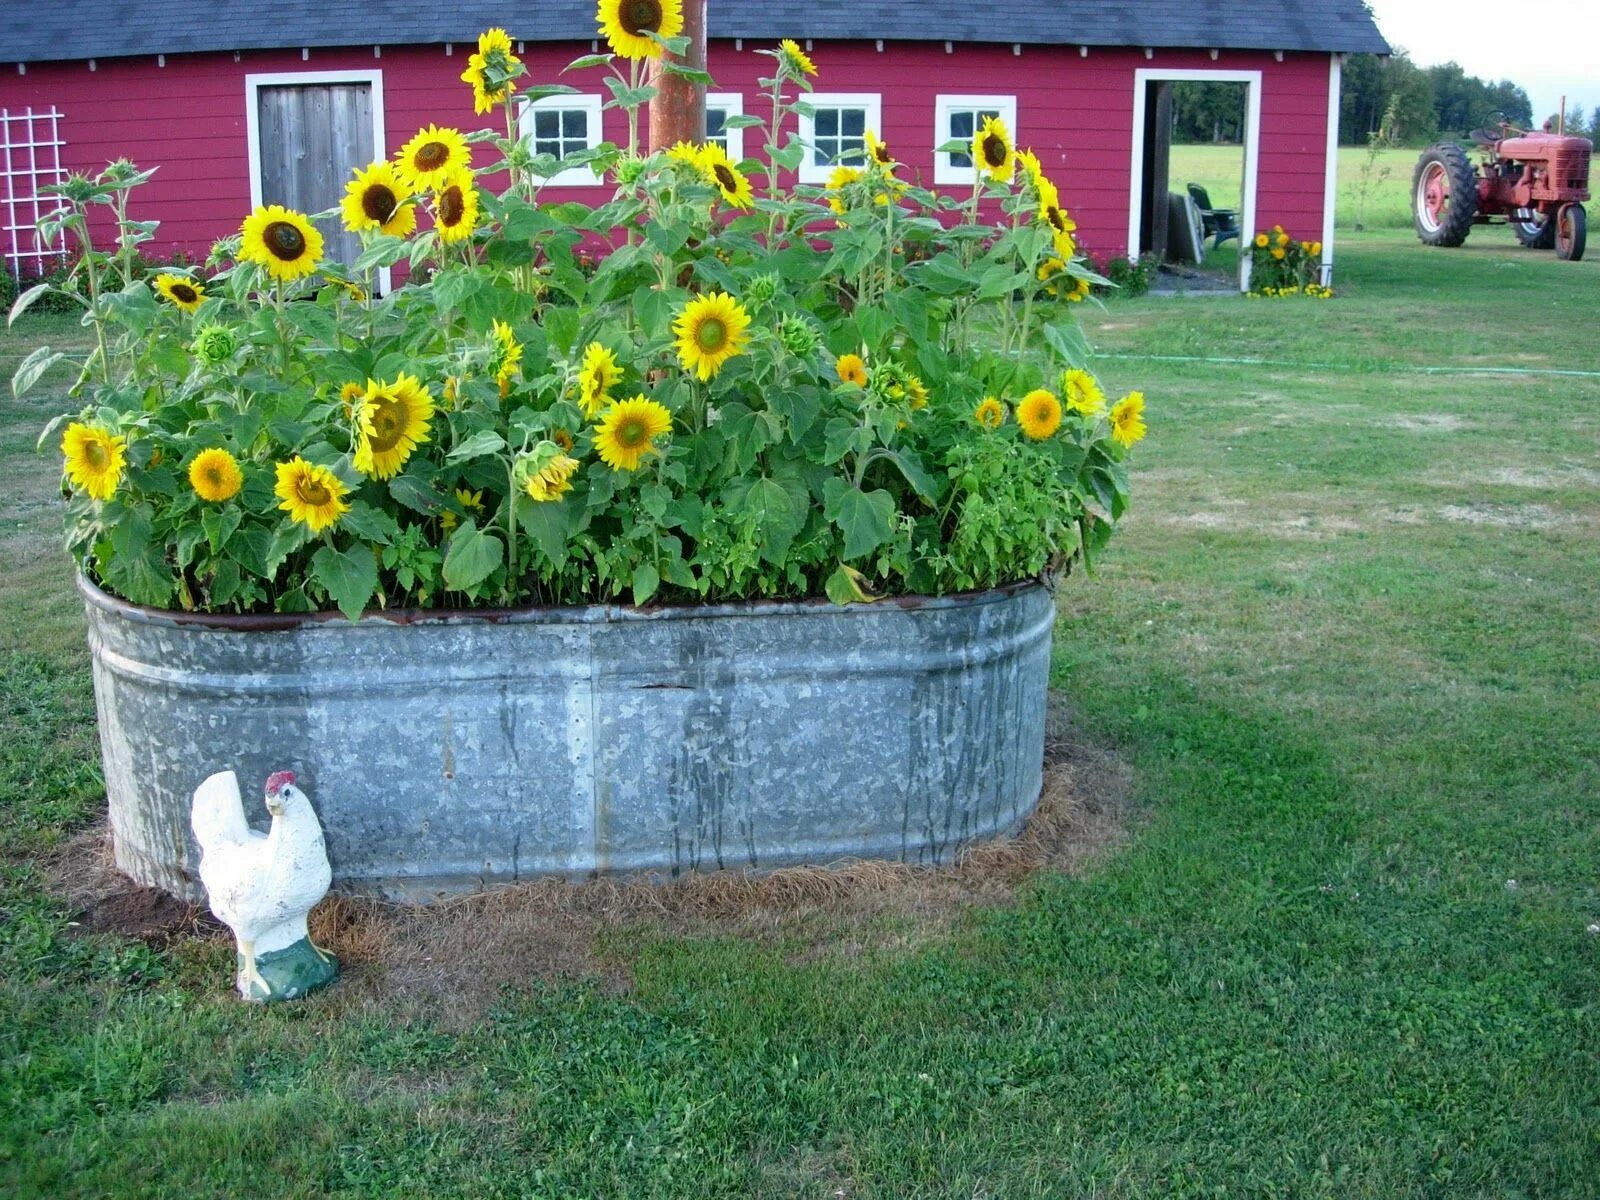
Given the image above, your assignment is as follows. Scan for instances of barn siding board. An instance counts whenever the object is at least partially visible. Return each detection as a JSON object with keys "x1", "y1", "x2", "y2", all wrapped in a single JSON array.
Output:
[{"x1": 0, "y1": 41, "x2": 1337, "y2": 266}]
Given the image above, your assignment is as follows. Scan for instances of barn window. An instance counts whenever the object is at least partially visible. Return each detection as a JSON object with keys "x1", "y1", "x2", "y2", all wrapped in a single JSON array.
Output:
[
  {"x1": 796, "y1": 93, "x2": 882, "y2": 183},
  {"x1": 705, "y1": 92, "x2": 745, "y2": 161},
  {"x1": 934, "y1": 95, "x2": 1019, "y2": 186},
  {"x1": 518, "y1": 94, "x2": 605, "y2": 186}
]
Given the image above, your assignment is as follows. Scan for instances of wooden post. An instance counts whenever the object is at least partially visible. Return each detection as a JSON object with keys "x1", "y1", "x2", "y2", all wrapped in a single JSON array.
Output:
[{"x1": 646, "y1": 0, "x2": 707, "y2": 151}]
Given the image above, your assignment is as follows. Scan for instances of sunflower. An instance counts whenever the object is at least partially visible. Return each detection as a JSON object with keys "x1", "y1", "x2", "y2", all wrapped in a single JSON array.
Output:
[
  {"x1": 523, "y1": 452, "x2": 580, "y2": 502},
  {"x1": 972, "y1": 114, "x2": 1015, "y2": 183},
  {"x1": 597, "y1": 0, "x2": 684, "y2": 60},
  {"x1": 432, "y1": 168, "x2": 480, "y2": 243},
  {"x1": 835, "y1": 352, "x2": 868, "y2": 387},
  {"x1": 1015, "y1": 148, "x2": 1045, "y2": 192},
  {"x1": 697, "y1": 143, "x2": 754, "y2": 209},
  {"x1": 1016, "y1": 389, "x2": 1062, "y2": 440},
  {"x1": 865, "y1": 129, "x2": 895, "y2": 169},
  {"x1": 239, "y1": 205, "x2": 323, "y2": 283},
  {"x1": 154, "y1": 273, "x2": 205, "y2": 312},
  {"x1": 461, "y1": 27, "x2": 522, "y2": 114},
  {"x1": 339, "y1": 381, "x2": 365, "y2": 418},
  {"x1": 1270, "y1": 247, "x2": 1286, "y2": 261},
  {"x1": 274, "y1": 457, "x2": 349, "y2": 533},
  {"x1": 60, "y1": 423, "x2": 126, "y2": 501},
  {"x1": 1110, "y1": 392, "x2": 1147, "y2": 448},
  {"x1": 395, "y1": 125, "x2": 470, "y2": 191},
  {"x1": 552, "y1": 427, "x2": 575, "y2": 453},
  {"x1": 490, "y1": 319, "x2": 523, "y2": 394},
  {"x1": 441, "y1": 487, "x2": 484, "y2": 533},
  {"x1": 594, "y1": 395, "x2": 673, "y2": 471},
  {"x1": 906, "y1": 376, "x2": 929, "y2": 410},
  {"x1": 1254, "y1": 232, "x2": 1269, "y2": 248},
  {"x1": 1037, "y1": 256, "x2": 1066, "y2": 294},
  {"x1": 665, "y1": 140, "x2": 707, "y2": 171},
  {"x1": 188, "y1": 448, "x2": 243, "y2": 503},
  {"x1": 672, "y1": 291, "x2": 751, "y2": 381},
  {"x1": 826, "y1": 164, "x2": 863, "y2": 214},
  {"x1": 340, "y1": 161, "x2": 416, "y2": 237},
  {"x1": 576, "y1": 342, "x2": 622, "y2": 418},
  {"x1": 974, "y1": 397, "x2": 1006, "y2": 430},
  {"x1": 1037, "y1": 176, "x2": 1077, "y2": 243},
  {"x1": 1064, "y1": 275, "x2": 1092, "y2": 303},
  {"x1": 1062, "y1": 368, "x2": 1106, "y2": 417},
  {"x1": 778, "y1": 38, "x2": 817, "y2": 78},
  {"x1": 353, "y1": 373, "x2": 435, "y2": 480}
]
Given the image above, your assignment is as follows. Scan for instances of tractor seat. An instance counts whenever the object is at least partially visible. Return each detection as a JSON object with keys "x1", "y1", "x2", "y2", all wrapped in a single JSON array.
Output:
[{"x1": 1469, "y1": 128, "x2": 1499, "y2": 146}]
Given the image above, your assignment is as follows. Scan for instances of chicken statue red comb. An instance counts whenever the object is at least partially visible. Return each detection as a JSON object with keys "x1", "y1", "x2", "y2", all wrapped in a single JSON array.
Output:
[{"x1": 264, "y1": 770, "x2": 297, "y2": 794}]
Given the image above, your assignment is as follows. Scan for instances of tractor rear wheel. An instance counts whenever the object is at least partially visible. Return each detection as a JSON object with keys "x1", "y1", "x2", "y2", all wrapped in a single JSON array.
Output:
[
  {"x1": 1413, "y1": 143, "x2": 1477, "y2": 247},
  {"x1": 1511, "y1": 207, "x2": 1557, "y2": 249},
  {"x1": 1555, "y1": 203, "x2": 1587, "y2": 261}
]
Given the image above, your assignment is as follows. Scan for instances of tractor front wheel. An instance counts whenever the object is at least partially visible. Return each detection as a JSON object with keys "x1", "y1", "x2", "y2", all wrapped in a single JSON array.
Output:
[
  {"x1": 1511, "y1": 207, "x2": 1557, "y2": 249},
  {"x1": 1413, "y1": 143, "x2": 1477, "y2": 247},
  {"x1": 1555, "y1": 203, "x2": 1586, "y2": 261}
]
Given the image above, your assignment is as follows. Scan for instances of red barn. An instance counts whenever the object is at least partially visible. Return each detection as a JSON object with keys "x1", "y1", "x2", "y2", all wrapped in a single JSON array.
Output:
[{"x1": 0, "y1": 2, "x2": 1387, "y2": 290}]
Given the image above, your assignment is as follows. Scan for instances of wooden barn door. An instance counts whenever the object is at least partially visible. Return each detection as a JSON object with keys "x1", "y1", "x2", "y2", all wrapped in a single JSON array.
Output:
[{"x1": 250, "y1": 76, "x2": 378, "y2": 275}]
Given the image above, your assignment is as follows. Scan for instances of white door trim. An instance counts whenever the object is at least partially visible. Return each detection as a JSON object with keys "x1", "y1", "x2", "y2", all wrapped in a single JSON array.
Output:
[
  {"x1": 1321, "y1": 54, "x2": 1342, "y2": 286},
  {"x1": 1128, "y1": 67, "x2": 1262, "y2": 293},
  {"x1": 244, "y1": 69, "x2": 389, "y2": 292}
]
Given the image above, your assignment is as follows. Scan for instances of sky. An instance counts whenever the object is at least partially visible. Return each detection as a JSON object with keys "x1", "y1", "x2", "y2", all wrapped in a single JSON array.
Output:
[{"x1": 1365, "y1": 0, "x2": 1600, "y2": 123}]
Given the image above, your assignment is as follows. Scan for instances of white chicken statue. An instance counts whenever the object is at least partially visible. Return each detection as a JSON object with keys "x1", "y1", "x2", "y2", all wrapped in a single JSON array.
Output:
[{"x1": 191, "y1": 769, "x2": 338, "y2": 1002}]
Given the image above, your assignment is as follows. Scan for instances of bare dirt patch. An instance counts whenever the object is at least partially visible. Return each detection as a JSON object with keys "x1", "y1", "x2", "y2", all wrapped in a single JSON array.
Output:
[
  {"x1": 1436, "y1": 503, "x2": 1577, "y2": 530},
  {"x1": 1393, "y1": 413, "x2": 1469, "y2": 432},
  {"x1": 44, "y1": 708, "x2": 1134, "y2": 1026}
]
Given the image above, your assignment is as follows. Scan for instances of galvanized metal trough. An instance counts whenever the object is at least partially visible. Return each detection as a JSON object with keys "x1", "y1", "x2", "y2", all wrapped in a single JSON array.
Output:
[{"x1": 82, "y1": 577, "x2": 1055, "y2": 901}]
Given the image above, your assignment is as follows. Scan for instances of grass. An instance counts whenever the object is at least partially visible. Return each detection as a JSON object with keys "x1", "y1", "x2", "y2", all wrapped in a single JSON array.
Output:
[{"x1": 3, "y1": 237, "x2": 1600, "y2": 1196}]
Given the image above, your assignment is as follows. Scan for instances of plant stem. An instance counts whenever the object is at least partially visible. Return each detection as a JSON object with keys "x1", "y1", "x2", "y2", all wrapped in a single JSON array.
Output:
[
  {"x1": 74, "y1": 213, "x2": 112, "y2": 386},
  {"x1": 505, "y1": 459, "x2": 520, "y2": 603}
]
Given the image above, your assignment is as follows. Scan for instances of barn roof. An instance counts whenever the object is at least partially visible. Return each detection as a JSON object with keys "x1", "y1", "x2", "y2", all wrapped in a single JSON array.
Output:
[{"x1": 1, "y1": 1, "x2": 1391, "y2": 66}]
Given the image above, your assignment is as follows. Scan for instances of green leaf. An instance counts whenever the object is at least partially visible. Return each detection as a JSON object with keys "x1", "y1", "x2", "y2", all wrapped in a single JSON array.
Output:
[
  {"x1": 389, "y1": 472, "x2": 446, "y2": 515},
  {"x1": 339, "y1": 500, "x2": 399, "y2": 546},
  {"x1": 103, "y1": 513, "x2": 175, "y2": 608},
  {"x1": 823, "y1": 479, "x2": 897, "y2": 561},
  {"x1": 720, "y1": 403, "x2": 779, "y2": 473},
  {"x1": 661, "y1": 63, "x2": 714, "y2": 85},
  {"x1": 10, "y1": 282, "x2": 71, "y2": 325},
  {"x1": 1042, "y1": 316, "x2": 1092, "y2": 368},
  {"x1": 227, "y1": 524, "x2": 276, "y2": 578},
  {"x1": 631, "y1": 562, "x2": 660, "y2": 606},
  {"x1": 201, "y1": 504, "x2": 242, "y2": 555},
  {"x1": 311, "y1": 542, "x2": 378, "y2": 621},
  {"x1": 208, "y1": 557, "x2": 243, "y2": 607},
  {"x1": 881, "y1": 449, "x2": 938, "y2": 503},
  {"x1": 721, "y1": 114, "x2": 765, "y2": 130},
  {"x1": 442, "y1": 520, "x2": 504, "y2": 592},
  {"x1": 743, "y1": 476, "x2": 805, "y2": 564},
  {"x1": 564, "y1": 53, "x2": 615, "y2": 72},
  {"x1": 823, "y1": 416, "x2": 868, "y2": 465},
  {"x1": 544, "y1": 306, "x2": 580, "y2": 356},
  {"x1": 522, "y1": 83, "x2": 581, "y2": 103},
  {"x1": 825, "y1": 563, "x2": 877, "y2": 606},
  {"x1": 11, "y1": 346, "x2": 65, "y2": 397},
  {"x1": 446, "y1": 429, "x2": 508, "y2": 464},
  {"x1": 518, "y1": 495, "x2": 581, "y2": 566}
]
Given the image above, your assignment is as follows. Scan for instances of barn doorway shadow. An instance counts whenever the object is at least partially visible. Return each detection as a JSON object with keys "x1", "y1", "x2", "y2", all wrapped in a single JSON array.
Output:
[{"x1": 1130, "y1": 70, "x2": 1259, "y2": 293}]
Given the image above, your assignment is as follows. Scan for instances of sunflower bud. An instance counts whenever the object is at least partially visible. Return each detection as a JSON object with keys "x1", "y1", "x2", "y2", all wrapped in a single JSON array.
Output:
[
  {"x1": 514, "y1": 439, "x2": 580, "y2": 502},
  {"x1": 745, "y1": 273, "x2": 780, "y2": 309},
  {"x1": 778, "y1": 315, "x2": 820, "y2": 357},
  {"x1": 190, "y1": 323, "x2": 240, "y2": 366},
  {"x1": 612, "y1": 154, "x2": 648, "y2": 187}
]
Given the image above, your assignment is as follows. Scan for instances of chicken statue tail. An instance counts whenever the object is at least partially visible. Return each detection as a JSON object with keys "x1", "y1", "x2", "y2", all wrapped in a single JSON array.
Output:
[{"x1": 190, "y1": 769, "x2": 253, "y2": 853}]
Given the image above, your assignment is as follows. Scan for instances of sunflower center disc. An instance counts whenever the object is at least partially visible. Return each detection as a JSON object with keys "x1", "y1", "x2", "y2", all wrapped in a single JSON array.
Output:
[
  {"x1": 439, "y1": 187, "x2": 465, "y2": 226},
  {"x1": 298, "y1": 478, "x2": 330, "y2": 506},
  {"x1": 264, "y1": 221, "x2": 307, "y2": 261},
  {"x1": 369, "y1": 400, "x2": 403, "y2": 450},
  {"x1": 416, "y1": 143, "x2": 449, "y2": 170},
  {"x1": 363, "y1": 185, "x2": 398, "y2": 223},
  {"x1": 984, "y1": 139, "x2": 1007, "y2": 168},
  {"x1": 619, "y1": 419, "x2": 648, "y2": 448},
  {"x1": 695, "y1": 318, "x2": 726, "y2": 351},
  {"x1": 173, "y1": 284, "x2": 197, "y2": 304},
  {"x1": 713, "y1": 164, "x2": 737, "y2": 192},
  {"x1": 84, "y1": 442, "x2": 106, "y2": 468},
  {"x1": 623, "y1": 0, "x2": 661, "y2": 35}
]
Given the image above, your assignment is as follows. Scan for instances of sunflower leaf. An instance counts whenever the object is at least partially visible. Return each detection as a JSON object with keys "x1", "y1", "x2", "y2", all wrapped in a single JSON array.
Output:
[
  {"x1": 823, "y1": 479, "x2": 896, "y2": 561},
  {"x1": 11, "y1": 346, "x2": 65, "y2": 398},
  {"x1": 442, "y1": 521, "x2": 504, "y2": 593},
  {"x1": 311, "y1": 542, "x2": 378, "y2": 621},
  {"x1": 446, "y1": 429, "x2": 508, "y2": 464},
  {"x1": 631, "y1": 562, "x2": 660, "y2": 607},
  {"x1": 564, "y1": 53, "x2": 614, "y2": 73}
]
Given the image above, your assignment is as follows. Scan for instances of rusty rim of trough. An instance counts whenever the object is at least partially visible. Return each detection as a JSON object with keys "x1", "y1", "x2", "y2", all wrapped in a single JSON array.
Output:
[{"x1": 78, "y1": 573, "x2": 1051, "y2": 633}]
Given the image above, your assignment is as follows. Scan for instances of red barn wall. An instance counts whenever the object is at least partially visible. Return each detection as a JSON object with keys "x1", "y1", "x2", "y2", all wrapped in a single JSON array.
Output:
[{"x1": 0, "y1": 41, "x2": 1334, "y2": 270}]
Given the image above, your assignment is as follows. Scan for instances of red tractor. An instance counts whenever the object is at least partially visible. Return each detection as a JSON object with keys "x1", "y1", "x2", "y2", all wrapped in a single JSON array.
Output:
[{"x1": 1413, "y1": 123, "x2": 1591, "y2": 260}]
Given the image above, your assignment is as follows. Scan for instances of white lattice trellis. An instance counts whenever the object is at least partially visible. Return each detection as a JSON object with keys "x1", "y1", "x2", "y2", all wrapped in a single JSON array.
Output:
[{"x1": 1, "y1": 107, "x2": 68, "y2": 278}]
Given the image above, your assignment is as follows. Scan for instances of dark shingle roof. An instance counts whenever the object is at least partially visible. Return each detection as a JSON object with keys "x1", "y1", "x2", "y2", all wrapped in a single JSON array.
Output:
[{"x1": 1, "y1": 1, "x2": 1391, "y2": 66}]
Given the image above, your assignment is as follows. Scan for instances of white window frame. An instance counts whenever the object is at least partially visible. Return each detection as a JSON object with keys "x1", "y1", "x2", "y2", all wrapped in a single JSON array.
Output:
[
  {"x1": 933, "y1": 95, "x2": 1018, "y2": 187},
  {"x1": 704, "y1": 92, "x2": 746, "y2": 162},
  {"x1": 796, "y1": 92, "x2": 882, "y2": 184},
  {"x1": 519, "y1": 93, "x2": 605, "y2": 187},
  {"x1": 244, "y1": 69, "x2": 389, "y2": 293}
]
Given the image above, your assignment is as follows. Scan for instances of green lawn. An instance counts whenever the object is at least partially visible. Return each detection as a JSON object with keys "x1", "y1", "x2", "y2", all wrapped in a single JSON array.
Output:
[{"x1": 3, "y1": 232, "x2": 1599, "y2": 1196}]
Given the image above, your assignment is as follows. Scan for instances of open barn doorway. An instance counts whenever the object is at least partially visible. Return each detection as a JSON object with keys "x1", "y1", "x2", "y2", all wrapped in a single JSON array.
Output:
[{"x1": 1129, "y1": 69, "x2": 1260, "y2": 292}]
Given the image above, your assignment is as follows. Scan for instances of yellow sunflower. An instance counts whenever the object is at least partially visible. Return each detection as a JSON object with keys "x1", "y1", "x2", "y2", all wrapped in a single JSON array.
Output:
[
  {"x1": 665, "y1": 140, "x2": 707, "y2": 171},
  {"x1": 778, "y1": 38, "x2": 817, "y2": 78},
  {"x1": 972, "y1": 114, "x2": 1015, "y2": 183},
  {"x1": 274, "y1": 457, "x2": 349, "y2": 533},
  {"x1": 353, "y1": 373, "x2": 435, "y2": 480},
  {"x1": 60, "y1": 422, "x2": 126, "y2": 501},
  {"x1": 576, "y1": 342, "x2": 622, "y2": 418},
  {"x1": 835, "y1": 352, "x2": 868, "y2": 387},
  {"x1": 865, "y1": 128, "x2": 895, "y2": 169},
  {"x1": 432, "y1": 168, "x2": 480, "y2": 244},
  {"x1": 154, "y1": 273, "x2": 205, "y2": 312},
  {"x1": 1015, "y1": 148, "x2": 1045, "y2": 192},
  {"x1": 826, "y1": 164, "x2": 863, "y2": 214},
  {"x1": 340, "y1": 161, "x2": 416, "y2": 237},
  {"x1": 188, "y1": 447, "x2": 243, "y2": 503},
  {"x1": 1254, "y1": 232, "x2": 1269, "y2": 248},
  {"x1": 1061, "y1": 368, "x2": 1106, "y2": 417},
  {"x1": 597, "y1": 0, "x2": 684, "y2": 60},
  {"x1": 239, "y1": 205, "x2": 323, "y2": 283},
  {"x1": 1016, "y1": 389, "x2": 1062, "y2": 440},
  {"x1": 1110, "y1": 392, "x2": 1147, "y2": 448},
  {"x1": 395, "y1": 125, "x2": 471, "y2": 191},
  {"x1": 594, "y1": 395, "x2": 673, "y2": 471},
  {"x1": 1037, "y1": 176, "x2": 1077, "y2": 248},
  {"x1": 1065, "y1": 275, "x2": 1092, "y2": 303},
  {"x1": 491, "y1": 319, "x2": 523, "y2": 394},
  {"x1": 906, "y1": 376, "x2": 929, "y2": 410},
  {"x1": 672, "y1": 291, "x2": 751, "y2": 381},
  {"x1": 461, "y1": 27, "x2": 522, "y2": 114},
  {"x1": 524, "y1": 452, "x2": 580, "y2": 502},
  {"x1": 697, "y1": 143, "x2": 754, "y2": 209},
  {"x1": 339, "y1": 381, "x2": 365, "y2": 419},
  {"x1": 441, "y1": 487, "x2": 484, "y2": 533},
  {"x1": 1037, "y1": 256, "x2": 1066, "y2": 294},
  {"x1": 974, "y1": 397, "x2": 1006, "y2": 430}
]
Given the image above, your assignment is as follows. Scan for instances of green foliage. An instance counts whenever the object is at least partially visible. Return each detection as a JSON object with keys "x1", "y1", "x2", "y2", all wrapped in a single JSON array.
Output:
[
  {"x1": 1097, "y1": 253, "x2": 1157, "y2": 298},
  {"x1": 1248, "y1": 227, "x2": 1331, "y2": 298},
  {"x1": 29, "y1": 46, "x2": 1138, "y2": 619}
]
